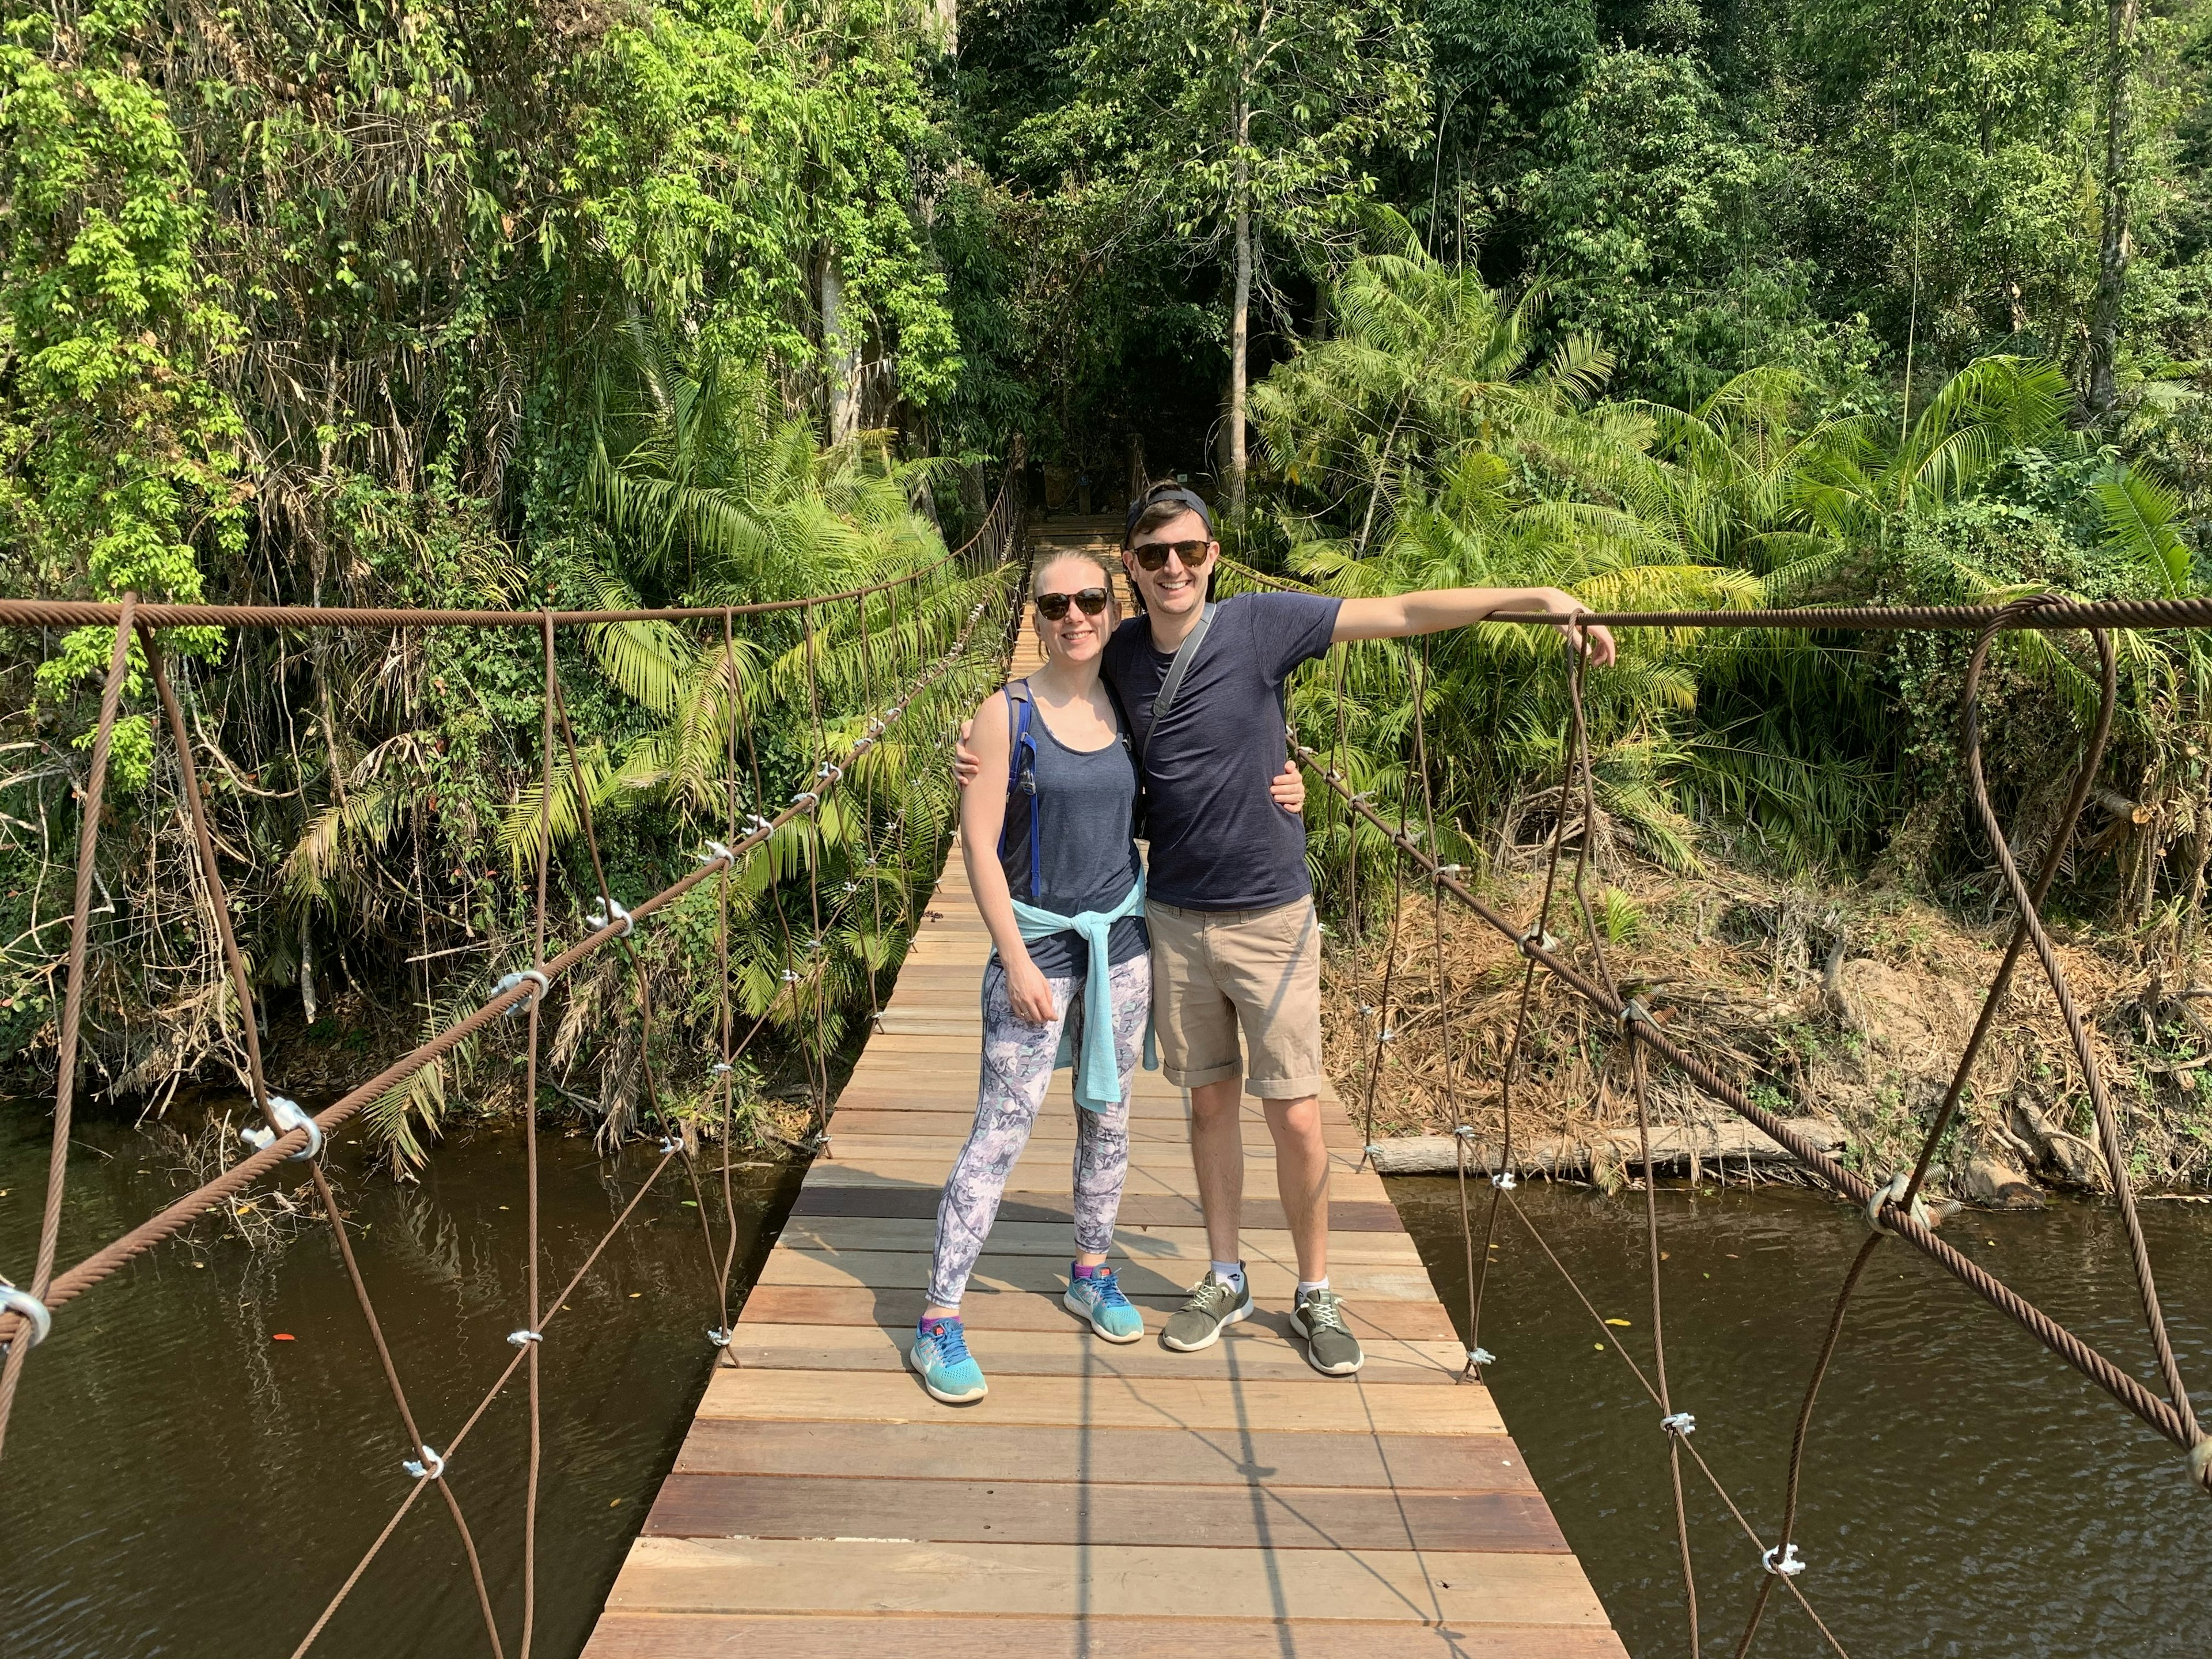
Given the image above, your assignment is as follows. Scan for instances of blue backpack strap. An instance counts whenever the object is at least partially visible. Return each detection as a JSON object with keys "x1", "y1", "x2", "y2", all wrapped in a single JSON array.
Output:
[{"x1": 1002, "y1": 681, "x2": 1041, "y2": 900}]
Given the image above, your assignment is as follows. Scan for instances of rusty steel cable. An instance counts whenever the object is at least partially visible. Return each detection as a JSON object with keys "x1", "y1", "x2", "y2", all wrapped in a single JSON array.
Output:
[
  {"x1": 140, "y1": 630, "x2": 509, "y2": 1656},
  {"x1": 291, "y1": 1142, "x2": 689, "y2": 1657},
  {"x1": 1459, "y1": 691, "x2": 1581, "y2": 1385},
  {"x1": 0, "y1": 589, "x2": 1006, "y2": 1359},
  {"x1": 1731, "y1": 603, "x2": 2123, "y2": 1657},
  {"x1": 1960, "y1": 623, "x2": 2204, "y2": 1450},
  {"x1": 1499, "y1": 1194, "x2": 1852, "y2": 1656},
  {"x1": 0, "y1": 598, "x2": 135, "y2": 1459},
  {"x1": 1554, "y1": 642, "x2": 1700, "y2": 1655},
  {"x1": 1403, "y1": 641, "x2": 1482, "y2": 1384},
  {"x1": 518, "y1": 615, "x2": 555, "y2": 1659},
  {"x1": 1295, "y1": 740, "x2": 2211, "y2": 1470},
  {"x1": 0, "y1": 476, "x2": 1021, "y2": 638}
]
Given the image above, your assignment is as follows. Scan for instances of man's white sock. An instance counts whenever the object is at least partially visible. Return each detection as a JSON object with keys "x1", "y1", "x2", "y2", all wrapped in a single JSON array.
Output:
[
  {"x1": 1210, "y1": 1259, "x2": 1245, "y2": 1293},
  {"x1": 1297, "y1": 1277, "x2": 1330, "y2": 1299}
]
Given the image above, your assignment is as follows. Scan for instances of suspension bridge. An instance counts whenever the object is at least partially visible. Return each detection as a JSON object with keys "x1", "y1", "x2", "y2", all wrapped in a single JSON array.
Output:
[{"x1": 0, "y1": 475, "x2": 2206, "y2": 1658}]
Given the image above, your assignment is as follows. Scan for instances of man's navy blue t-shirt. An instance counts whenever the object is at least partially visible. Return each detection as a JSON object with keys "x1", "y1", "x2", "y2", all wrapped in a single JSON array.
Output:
[{"x1": 1103, "y1": 591, "x2": 1342, "y2": 911}]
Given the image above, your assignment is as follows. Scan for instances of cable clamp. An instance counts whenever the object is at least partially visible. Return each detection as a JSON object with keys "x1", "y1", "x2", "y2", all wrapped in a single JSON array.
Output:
[
  {"x1": 1518, "y1": 926, "x2": 1559, "y2": 955},
  {"x1": 494, "y1": 968, "x2": 548, "y2": 1016},
  {"x1": 1351, "y1": 791, "x2": 1376, "y2": 805},
  {"x1": 780, "y1": 968, "x2": 801, "y2": 984},
  {"x1": 816, "y1": 762, "x2": 843, "y2": 783},
  {"x1": 1452, "y1": 1124, "x2": 1476, "y2": 1140},
  {"x1": 1864, "y1": 1171, "x2": 1931, "y2": 1237},
  {"x1": 241, "y1": 1095, "x2": 324, "y2": 1162},
  {"x1": 699, "y1": 840, "x2": 734, "y2": 865},
  {"x1": 804, "y1": 937, "x2": 824, "y2": 952},
  {"x1": 1762, "y1": 1543, "x2": 1806, "y2": 1578},
  {"x1": 792, "y1": 790, "x2": 820, "y2": 810},
  {"x1": 1494, "y1": 1170, "x2": 1518, "y2": 1191},
  {"x1": 707, "y1": 1327, "x2": 733, "y2": 1348},
  {"x1": 1363, "y1": 1143, "x2": 1385, "y2": 1163},
  {"x1": 1661, "y1": 1411, "x2": 1696, "y2": 1438},
  {"x1": 842, "y1": 880, "x2": 858, "y2": 896},
  {"x1": 0, "y1": 1276, "x2": 52, "y2": 1350},
  {"x1": 743, "y1": 813, "x2": 777, "y2": 838},
  {"x1": 659, "y1": 1135, "x2": 685, "y2": 1157},
  {"x1": 1619, "y1": 998, "x2": 1653, "y2": 1033},
  {"x1": 403, "y1": 1445, "x2": 446, "y2": 1480},
  {"x1": 1468, "y1": 1347, "x2": 1495, "y2": 1368},
  {"x1": 588, "y1": 899, "x2": 635, "y2": 937},
  {"x1": 1435, "y1": 863, "x2": 1467, "y2": 877},
  {"x1": 507, "y1": 1330, "x2": 542, "y2": 1347},
  {"x1": 710, "y1": 1060, "x2": 734, "y2": 1076},
  {"x1": 1355, "y1": 1003, "x2": 1377, "y2": 1017}
]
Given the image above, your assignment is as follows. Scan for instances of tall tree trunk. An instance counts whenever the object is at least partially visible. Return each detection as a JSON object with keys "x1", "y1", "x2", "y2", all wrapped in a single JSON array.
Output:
[
  {"x1": 1228, "y1": 89, "x2": 1252, "y2": 518},
  {"x1": 821, "y1": 255, "x2": 860, "y2": 448},
  {"x1": 2087, "y1": 0, "x2": 2141, "y2": 419}
]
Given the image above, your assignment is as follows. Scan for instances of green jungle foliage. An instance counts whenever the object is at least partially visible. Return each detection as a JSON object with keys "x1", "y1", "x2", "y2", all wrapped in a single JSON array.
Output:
[{"x1": 5, "y1": 0, "x2": 2211, "y2": 1161}]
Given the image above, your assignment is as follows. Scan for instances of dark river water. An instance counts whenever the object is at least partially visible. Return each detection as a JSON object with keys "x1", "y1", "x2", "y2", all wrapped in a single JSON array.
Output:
[
  {"x1": 2, "y1": 1104, "x2": 2206, "y2": 1657},
  {"x1": 1390, "y1": 1177, "x2": 2212, "y2": 1659},
  {"x1": 0, "y1": 1108, "x2": 801, "y2": 1658}
]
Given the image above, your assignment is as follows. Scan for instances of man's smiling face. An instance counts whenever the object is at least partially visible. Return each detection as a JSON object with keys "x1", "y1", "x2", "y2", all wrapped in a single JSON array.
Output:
[{"x1": 1123, "y1": 508, "x2": 1215, "y2": 619}]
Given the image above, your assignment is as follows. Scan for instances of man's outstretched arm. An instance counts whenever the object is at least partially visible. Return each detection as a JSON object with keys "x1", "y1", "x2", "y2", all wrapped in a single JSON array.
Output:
[{"x1": 1332, "y1": 586, "x2": 1616, "y2": 666}]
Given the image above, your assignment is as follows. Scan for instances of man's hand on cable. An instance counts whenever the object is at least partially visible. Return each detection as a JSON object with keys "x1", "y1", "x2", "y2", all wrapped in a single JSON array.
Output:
[
  {"x1": 1002, "y1": 950, "x2": 1058, "y2": 1025},
  {"x1": 953, "y1": 718, "x2": 1307, "y2": 809}
]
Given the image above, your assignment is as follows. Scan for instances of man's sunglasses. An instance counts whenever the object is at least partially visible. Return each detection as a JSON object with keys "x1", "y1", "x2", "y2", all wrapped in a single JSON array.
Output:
[
  {"x1": 1129, "y1": 538, "x2": 1216, "y2": 571},
  {"x1": 1036, "y1": 588, "x2": 1111, "y2": 621}
]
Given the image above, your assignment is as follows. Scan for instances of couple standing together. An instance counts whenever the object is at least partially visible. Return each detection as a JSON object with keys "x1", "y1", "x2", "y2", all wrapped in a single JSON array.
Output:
[{"x1": 910, "y1": 484, "x2": 1616, "y2": 1403}]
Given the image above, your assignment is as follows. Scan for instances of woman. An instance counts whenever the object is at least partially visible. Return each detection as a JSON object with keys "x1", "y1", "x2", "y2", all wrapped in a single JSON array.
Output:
[{"x1": 909, "y1": 551, "x2": 1303, "y2": 1403}]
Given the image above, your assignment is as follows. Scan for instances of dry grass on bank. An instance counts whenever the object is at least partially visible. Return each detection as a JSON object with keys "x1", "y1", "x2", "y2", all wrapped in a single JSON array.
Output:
[{"x1": 1322, "y1": 843, "x2": 2212, "y2": 1197}]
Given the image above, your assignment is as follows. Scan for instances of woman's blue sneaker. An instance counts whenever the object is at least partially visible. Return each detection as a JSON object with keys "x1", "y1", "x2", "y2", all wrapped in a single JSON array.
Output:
[
  {"x1": 909, "y1": 1317, "x2": 987, "y2": 1404},
  {"x1": 1063, "y1": 1266, "x2": 1143, "y2": 1343}
]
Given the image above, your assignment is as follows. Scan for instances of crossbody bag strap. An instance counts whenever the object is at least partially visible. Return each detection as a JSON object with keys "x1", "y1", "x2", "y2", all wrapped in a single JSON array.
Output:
[{"x1": 1135, "y1": 601, "x2": 1216, "y2": 766}]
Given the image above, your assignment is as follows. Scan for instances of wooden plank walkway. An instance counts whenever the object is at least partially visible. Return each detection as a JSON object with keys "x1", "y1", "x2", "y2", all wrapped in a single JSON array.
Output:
[{"x1": 584, "y1": 526, "x2": 1628, "y2": 1657}]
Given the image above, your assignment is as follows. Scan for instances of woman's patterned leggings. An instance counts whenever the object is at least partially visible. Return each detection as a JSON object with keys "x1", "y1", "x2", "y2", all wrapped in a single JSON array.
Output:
[{"x1": 926, "y1": 953, "x2": 1150, "y2": 1309}]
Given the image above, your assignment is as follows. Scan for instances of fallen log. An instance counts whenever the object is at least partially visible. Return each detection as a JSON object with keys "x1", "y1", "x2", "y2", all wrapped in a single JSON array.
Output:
[{"x1": 1368, "y1": 1116, "x2": 1847, "y2": 1178}]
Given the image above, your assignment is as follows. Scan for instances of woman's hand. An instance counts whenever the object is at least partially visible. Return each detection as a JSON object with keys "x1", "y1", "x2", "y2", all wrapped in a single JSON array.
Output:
[
  {"x1": 1271, "y1": 757, "x2": 1306, "y2": 816},
  {"x1": 1002, "y1": 952, "x2": 1058, "y2": 1025}
]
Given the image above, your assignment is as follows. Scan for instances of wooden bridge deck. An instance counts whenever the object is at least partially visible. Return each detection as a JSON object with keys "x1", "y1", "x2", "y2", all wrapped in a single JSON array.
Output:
[{"x1": 582, "y1": 527, "x2": 1628, "y2": 1656}]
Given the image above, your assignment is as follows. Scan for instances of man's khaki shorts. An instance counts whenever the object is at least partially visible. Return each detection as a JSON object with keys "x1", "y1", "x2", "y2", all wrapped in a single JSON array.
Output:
[{"x1": 1147, "y1": 896, "x2": 1323, "y2": 1098}]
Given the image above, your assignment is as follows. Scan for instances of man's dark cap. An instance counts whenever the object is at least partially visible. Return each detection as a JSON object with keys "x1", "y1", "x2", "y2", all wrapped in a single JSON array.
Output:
[{"x1": 1124, "y1": 484, "x2": 1213, "y2": 544}]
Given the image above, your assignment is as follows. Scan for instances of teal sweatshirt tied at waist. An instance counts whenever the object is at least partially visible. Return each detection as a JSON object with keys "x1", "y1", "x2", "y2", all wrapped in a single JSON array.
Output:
[{"x1": 988, "y1": 872, "x2": 1158, "y2": 1112}]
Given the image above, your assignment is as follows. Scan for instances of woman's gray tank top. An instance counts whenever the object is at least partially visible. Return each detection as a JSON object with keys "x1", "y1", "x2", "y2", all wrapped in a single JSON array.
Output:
[{"x1": 1001, "y1": 691, "x2": 1147, "y2": 980}]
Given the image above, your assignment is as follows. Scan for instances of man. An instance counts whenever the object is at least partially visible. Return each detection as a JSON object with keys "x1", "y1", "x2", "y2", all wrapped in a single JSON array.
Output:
[{"x1": 964, "y1": 483, "x2": 1614, "y2": 1374}]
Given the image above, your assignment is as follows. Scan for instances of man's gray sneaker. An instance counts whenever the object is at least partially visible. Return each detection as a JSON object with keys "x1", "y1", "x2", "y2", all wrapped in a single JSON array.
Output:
[
  {"x1": 1290, "y1": 1287, "x2": 1365, "y2": 1376},
  {"x1": 1160, "y1": 1269, "x2": 1253, "y2": 1352}
]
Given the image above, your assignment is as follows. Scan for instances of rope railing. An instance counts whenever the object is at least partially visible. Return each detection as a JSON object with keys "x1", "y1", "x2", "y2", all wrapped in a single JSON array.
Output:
[
  {"x1": 0, "y1": 448, "x2": 1024, "y2": 1592},
  {"x1": 0, "y1": 500, "x2": 1021, "y2": 1652},
  {"x1": 0, "y1": 458, "x2": 1022, "y2": 635},
  {"x1": 1301, "y1": 590, "x2": 2211, "y2": 1656}
]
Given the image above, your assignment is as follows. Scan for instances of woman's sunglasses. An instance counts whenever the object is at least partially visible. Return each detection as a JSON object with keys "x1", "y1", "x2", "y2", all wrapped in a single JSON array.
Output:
[
  {"x1": 1130, "y1": 538, "x2": 1215, "y2": 571},
  {"x1": 1036, "y1": 588, "x2": 1111, "y2": 621}
]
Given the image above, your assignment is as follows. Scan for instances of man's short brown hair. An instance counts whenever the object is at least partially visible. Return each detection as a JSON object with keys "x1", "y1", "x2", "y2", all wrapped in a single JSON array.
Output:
[{"x1": 1124, "y1": 483, "x2": 1213, "y2": 547}]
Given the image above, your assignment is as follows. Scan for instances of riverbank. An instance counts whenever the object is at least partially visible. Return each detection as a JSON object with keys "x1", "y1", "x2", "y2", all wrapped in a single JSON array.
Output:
[{"x1": 1326, "y1": 855, "x2": 2212, "y2": 1204}]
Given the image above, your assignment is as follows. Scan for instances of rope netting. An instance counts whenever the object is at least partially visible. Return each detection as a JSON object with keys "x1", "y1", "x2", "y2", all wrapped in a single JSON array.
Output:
[
  {"x1": 0, "y1": 467, "x2": 1028, "y2": 1654},
  {"x1": 1301, "y1": 592, "x2": 2210, "y2": 1657}
]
